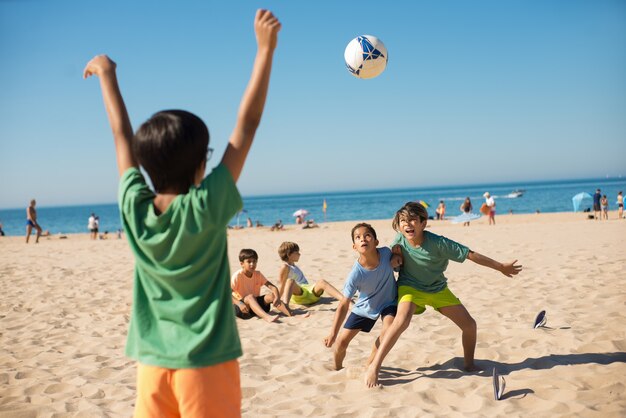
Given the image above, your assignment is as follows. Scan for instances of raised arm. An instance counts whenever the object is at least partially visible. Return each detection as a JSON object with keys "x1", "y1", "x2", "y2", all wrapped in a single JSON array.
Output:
[
  {"x1": 83, "y1": 55, "x2": 137, "y2": 177},
  {"x1": 221, "y1": 9, "x2": 281, "y2": 182},
  {"x1": 467, "y1": 251, "x2": 522, "y2": 277}
]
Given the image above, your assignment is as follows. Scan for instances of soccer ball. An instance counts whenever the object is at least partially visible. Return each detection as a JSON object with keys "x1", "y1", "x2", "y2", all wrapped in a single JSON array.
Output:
[{"x1": 344, "y1": 35, "x2": 388, "y2": 79}]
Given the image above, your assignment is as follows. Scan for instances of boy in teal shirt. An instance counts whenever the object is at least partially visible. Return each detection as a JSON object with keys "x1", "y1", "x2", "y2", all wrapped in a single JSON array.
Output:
[
  {"x1": 84, "y1": 9, "x2": 281, "y2": 417},
  {"x1": 365, "y1": 201, "x2": 522, "y2": 388}
]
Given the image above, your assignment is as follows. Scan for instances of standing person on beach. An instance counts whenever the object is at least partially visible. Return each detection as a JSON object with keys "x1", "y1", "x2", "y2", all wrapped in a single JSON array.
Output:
[
  {"x1": 460, "y1": 197, "x2": 473, "y2": 227},
  {"x1": 83, "y1": 9, "x2": 281, "y2": 417},
  {"x1": 593, "y1": 189, "x2": 602, "y2": 220},
  {"x1": 364, "y1": 202, "x2": 522, "y2": 388},
  {"x1": 435, "y1": 201, "x2": 446, "y2": 220},
  {"x1": 484, "y1": 192, "x2": 496, "y2": 225},
  {"x1": 25, "y1": 199, "x2": 43, "y2": 243},
  {"x1": 600, "y1": 195, "x2": 609, "y2": 220},
  {"x1": 88, "y1": 213, "x2": 97, "y2": 240},
  {"x1": 617, "y1": 191, "x2": 623, "y2": 219},
  {"x1": 323, "y1": 223, "x2": 401, "y2": 370}
]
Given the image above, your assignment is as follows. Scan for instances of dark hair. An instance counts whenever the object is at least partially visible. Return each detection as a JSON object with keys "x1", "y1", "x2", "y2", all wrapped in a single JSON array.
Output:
[
  {"x1": 278, "y1": 242, "x2": 299, "y2": 261},
  {"x1": 239, "y1": 248, "x2": 258, "y2": 262},
  {"x1": 351, "y1": 222, "x2": 377, "y2": 243},
  {"x1": 133, "y1": 110, "x2": 209, "y2": 193},
  {"x1": 392, "y1": 201, "x2": 429, "y2": 231}
]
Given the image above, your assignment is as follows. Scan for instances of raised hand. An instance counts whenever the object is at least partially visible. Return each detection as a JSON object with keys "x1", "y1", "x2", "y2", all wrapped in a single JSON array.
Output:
[
  {"x1": 83, "y1": 55, "x2": 116, "y2": 79},
  {"x1": 254, "y1": 9, "x2": 281, "y2": 52}
]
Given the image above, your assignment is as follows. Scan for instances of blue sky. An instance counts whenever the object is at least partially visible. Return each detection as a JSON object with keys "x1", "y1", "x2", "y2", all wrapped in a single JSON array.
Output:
[{"x1": 1, "y1": 0, "x2": 625, "y2": 209}]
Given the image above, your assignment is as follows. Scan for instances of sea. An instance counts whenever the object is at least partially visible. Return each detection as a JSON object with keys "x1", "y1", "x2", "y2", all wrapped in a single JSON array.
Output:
[{"x1": 1, "y1": 177, "x2": 624, "y2": 237}]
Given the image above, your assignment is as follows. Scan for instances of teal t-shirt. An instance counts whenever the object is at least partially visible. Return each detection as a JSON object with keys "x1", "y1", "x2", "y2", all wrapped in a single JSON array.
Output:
[
  {"x1": 392, "y1": 230, "x2": 469, "y2": 293},
  {"x1": 119, "y1": 164, "x2": 243, "y2": 369}
]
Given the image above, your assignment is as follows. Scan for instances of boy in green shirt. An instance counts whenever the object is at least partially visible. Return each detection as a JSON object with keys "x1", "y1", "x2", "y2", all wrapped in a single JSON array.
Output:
[{"x1": 84, "y1": 9, "x2": 281, "y2": 417}]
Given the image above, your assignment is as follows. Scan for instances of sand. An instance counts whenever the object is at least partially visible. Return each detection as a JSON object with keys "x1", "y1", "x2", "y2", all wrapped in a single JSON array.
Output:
[{"x1": 1, "y1": 212, "x2": 625, "y2": 417}]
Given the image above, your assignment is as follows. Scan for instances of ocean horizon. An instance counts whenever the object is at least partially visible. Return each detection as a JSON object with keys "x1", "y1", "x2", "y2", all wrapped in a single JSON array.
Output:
[{"x1": 1, "y1": 177, "x2": 624, "y2": 237}]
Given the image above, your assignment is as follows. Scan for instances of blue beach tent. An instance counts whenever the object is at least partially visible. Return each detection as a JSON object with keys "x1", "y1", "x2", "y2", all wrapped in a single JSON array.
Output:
[{"x1": 572, "y1": 192, "x2": 592, "y2": 212}]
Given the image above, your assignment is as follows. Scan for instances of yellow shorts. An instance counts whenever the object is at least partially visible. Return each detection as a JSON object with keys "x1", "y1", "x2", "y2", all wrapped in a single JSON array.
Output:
[
  {"x1": 135, "y1": 360, "x2": 241, "y2": 418},
  {"x1": 290, "y1": 283, "x2": 321, "y2": 305},
  {"x1": 398, "y1": 285, "x2": 461, "y2": 315}
]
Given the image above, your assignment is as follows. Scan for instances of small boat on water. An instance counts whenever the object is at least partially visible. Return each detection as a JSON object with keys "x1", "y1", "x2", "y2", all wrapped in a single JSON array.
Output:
[{"x1": 507, "y1": 190, "x2": 525, "y2": 198}]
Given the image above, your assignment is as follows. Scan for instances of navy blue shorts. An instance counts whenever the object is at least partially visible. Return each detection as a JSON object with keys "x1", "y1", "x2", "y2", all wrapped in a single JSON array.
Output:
[{"x1": 343, "y1": 304, "x2": 397, "y2": 333}]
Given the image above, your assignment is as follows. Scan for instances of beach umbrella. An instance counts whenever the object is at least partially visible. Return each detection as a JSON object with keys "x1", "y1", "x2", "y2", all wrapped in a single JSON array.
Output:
[
  {"x1": 572, "y1": 192, "x2": 592, "y2": 212},
  {"x1": 417, "y1": 200, "x2": 429, "y2": 208},
  {"x1": 292, "y1": 209, "x2": 309, "y2": 218}
]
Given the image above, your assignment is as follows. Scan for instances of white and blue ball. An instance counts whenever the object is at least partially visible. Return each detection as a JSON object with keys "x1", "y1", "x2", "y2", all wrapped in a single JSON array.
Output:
[{"x1": 344, "y1": 35, "x2": 388, "y2": 79}]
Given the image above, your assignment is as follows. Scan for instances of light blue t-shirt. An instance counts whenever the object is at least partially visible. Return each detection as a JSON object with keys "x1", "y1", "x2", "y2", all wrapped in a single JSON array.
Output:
[{"x1": 342, "y1": 247, "x2": 398, "y2": 320}]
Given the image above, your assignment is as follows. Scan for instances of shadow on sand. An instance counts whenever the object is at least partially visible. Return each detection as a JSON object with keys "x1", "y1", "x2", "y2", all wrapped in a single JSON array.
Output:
[{"x1": 379, "y1": 352, "x2": 626, "y2": 386}]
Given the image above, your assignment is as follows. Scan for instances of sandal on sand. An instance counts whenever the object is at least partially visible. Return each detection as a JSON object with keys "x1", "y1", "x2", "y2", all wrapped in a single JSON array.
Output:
[{"x1": 533, "y1": 310, "x2": 547, "y2": 329}]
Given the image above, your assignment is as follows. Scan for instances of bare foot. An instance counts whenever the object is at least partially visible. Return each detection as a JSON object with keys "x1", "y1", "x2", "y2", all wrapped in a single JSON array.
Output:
[
  {"x1": 364, "y1": 364, "x2": 382, "y2": 388},
  {"x1": 263, "y1": 314, "x2": 279, "y2": 323},
  {"x1": 464, "y1": 364, "x2": 483, "y2": 373}
]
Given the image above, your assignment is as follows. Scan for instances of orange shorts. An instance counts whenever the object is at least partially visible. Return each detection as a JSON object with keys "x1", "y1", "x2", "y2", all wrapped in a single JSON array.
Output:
[{"x1": 134, "y1": 359, "x2": 241, "y2": 418}]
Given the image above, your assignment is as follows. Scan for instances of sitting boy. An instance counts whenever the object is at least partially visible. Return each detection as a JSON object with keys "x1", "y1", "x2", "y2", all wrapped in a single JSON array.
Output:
[
  {"x1": 324, "y1": 223, "x2": 402, "y2": 370},
  {"x1": 232, "y1": 248, "x2": 291, "y2": 322},
  {"x1": 278, "y1": 241, "x2": 344, "y2": 309}
]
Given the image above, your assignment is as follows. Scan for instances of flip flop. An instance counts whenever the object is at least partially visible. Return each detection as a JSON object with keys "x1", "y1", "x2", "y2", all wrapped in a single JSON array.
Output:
[
  {"x1": 492, "y1": 367, "x2": 506, "y2": 401},
  {"x1": 533, "y1": 310, "x2": 547, "y2": 329}
]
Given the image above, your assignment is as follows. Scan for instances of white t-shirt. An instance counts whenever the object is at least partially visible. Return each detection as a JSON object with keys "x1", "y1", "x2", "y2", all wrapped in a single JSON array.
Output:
[
  {"x1": 486, "y1": 196, "x2": 495, "y2": 208},
  {"x1": 88, "y1": 216, "x2": 96, "y2": 229}
]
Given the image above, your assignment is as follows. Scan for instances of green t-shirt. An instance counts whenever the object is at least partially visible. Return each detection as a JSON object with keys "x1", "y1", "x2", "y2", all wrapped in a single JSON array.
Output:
[
  {"x1": 119, "y1": 164, "x2": 243, "y2": 369},
  {"x1": 392, "y1": 230, "x2": 469, "y2": 293}
]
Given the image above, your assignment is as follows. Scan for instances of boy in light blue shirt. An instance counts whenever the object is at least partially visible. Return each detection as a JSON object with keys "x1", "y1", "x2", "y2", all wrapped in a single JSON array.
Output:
[{"x1": 324, "y1": 223, "x2": 402, "y2": 370}]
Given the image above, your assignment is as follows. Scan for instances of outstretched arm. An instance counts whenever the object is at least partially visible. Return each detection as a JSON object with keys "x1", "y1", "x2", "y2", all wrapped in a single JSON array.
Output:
[
  {"x1": 467, "y1": 251, "x2": 522, "y2": 277},
  {"x1": 83, "y1": 55, "x2": 137, "y2": 177},
  {"x1": 221, "y1": 9, "x2": 281, "y2": 182}
]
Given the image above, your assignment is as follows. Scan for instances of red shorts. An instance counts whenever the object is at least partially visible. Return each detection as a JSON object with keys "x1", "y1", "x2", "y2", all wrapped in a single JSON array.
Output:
[{"x1": 134, "y1": 360, "x2": 241, "y2": 418}]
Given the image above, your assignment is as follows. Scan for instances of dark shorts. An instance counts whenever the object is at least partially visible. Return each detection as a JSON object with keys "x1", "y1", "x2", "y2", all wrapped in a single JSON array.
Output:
[
  {"x1": 593, "y1": 203, "x2": 601, "y2": 211},
  {"x1": 619, "y1": 203, "x2": 624, "y2": 208},
  {"x1": 343, "y1": 304, "x2": 397, "y2": 333},
  {"x1": 233, "y1": 296, "x2": 271, "y2": 319},
  {"x1": 26, "y1": 220, "x2": 35, "y2": 227}
]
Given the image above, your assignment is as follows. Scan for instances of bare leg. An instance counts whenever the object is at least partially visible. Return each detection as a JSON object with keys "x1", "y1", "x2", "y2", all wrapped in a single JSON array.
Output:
[
  {"x1": 365, "y1": 302, "x2": 416, "y2": 388},
  {"x1": 26, "y1": 225, "x2": 32, "y2": 243},
  {"x1": 281, "y1": 279, "x2": 302, "y2": 306},
  {"x1": 438, "y1": 304, "x2": 479, "y2": 371},
  {"x1": 243, "y1": 295, "x2": 278, "y2": 323},
  {"x1": 265, "y1": 294, "x2": 292, "y2": 317},
  {"x1": 312, "y1": 279, "x2": 343, "y2": 301},
  {"x1": 366, "y1": 314, "x2": 395, "y2": 367},
  {"x1": 35, "y1": 225, "x2": 42, "y2": 243},
  {"x1": 333, "y1": 328, "x2": 360, "y2": 370}
]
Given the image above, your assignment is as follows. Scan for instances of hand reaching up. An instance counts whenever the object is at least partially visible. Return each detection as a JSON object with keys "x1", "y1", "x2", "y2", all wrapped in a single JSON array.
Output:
[
  {"x1": 254, "y1": 9, "x2": 281, "y2": 52},
  {"x1": 83, "y1": 55, "x2": 117, "y2": 79}
]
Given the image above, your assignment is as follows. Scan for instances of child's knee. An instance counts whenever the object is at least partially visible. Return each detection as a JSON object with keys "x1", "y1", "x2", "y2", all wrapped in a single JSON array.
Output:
[{"x1": 463, "y1": 316, "x2": 477, "y2": 333}]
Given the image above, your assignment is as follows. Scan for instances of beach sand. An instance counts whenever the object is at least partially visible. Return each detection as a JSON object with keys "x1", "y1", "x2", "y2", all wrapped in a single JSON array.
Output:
[{"x1": 1, "y1": 212, "x2": 625, "y2": 417}]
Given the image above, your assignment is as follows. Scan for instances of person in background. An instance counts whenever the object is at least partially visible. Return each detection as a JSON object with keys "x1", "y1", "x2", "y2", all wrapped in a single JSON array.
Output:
[
  {"x1": 593, "y1": 189, "x2": 602, "y2": 220},
  {"x1": 617, "y1": 191, "x2": 623, "y2": 220},
  {"x1": 26, "y1": 199, "x2": 43, "y2": 244},
  {"x1": 435, "y1": 201, "x2": 446, "y2": 220},
  {"x1": 600, "y1": 194, "x2": 609, "y2": 220},
  {"x1": 483, "y1": 192, "x2": 496, "y2": 225},
  {"x1": 460, "y1": 197, "x2": 473, "y2": 227},
  {"x1": 88, "y1": 213, "x2": 97, "y2": 240}
]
